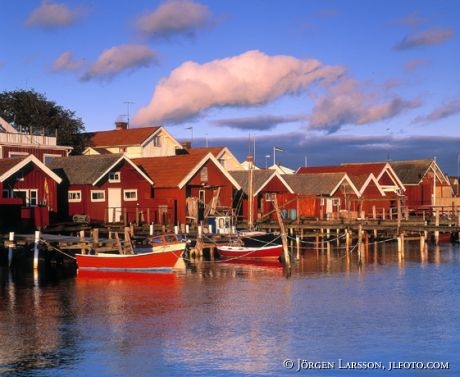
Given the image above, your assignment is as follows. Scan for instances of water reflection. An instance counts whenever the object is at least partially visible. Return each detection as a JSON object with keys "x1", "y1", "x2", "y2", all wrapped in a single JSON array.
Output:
[{"x1": 0, "y1": 241, "x2": 459, "y2": 376}]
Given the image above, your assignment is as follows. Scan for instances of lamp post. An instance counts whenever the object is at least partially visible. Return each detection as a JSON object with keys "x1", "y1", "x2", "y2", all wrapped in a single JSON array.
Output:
[{"x1": 265, "y1": 155, "x2": 270, "y2": 169}]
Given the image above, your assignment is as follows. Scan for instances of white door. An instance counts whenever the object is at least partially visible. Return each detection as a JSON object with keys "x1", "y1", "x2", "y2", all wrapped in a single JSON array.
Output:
[{"x1": 108, "y1": 188, "x2": 122, "y2": 223}]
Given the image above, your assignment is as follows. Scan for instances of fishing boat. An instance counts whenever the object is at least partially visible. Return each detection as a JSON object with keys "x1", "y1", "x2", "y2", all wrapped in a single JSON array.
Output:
[
  {"x1": 216, "y1": 243, "x2": 283, "y2": 260},
  {"x1": 75, "y1": 233, "x2": 187, "y2": 271}
]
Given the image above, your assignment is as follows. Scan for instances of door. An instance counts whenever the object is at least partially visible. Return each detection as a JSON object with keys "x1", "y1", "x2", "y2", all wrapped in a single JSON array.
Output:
[{"x1": 108, "y1": 188, "x2": 122, "y2": 223}]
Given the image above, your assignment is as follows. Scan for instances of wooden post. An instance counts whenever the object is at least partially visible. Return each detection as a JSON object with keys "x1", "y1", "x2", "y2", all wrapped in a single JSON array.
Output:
[
  {"x1": 80, "y1": 230, "x2": 86, "y2": 254},
  {"x1": 434, "y1": 211, "x2": 440, "y2": 245},
  {"x1": 272, "y1": 194, "x2": 291, "y2": 270},
  {"x1": 33, "y1": 230, "x2": 40, "y2": 270},
  {"x1": 149, "y1": 223, "x2": 154, "y2": 236},
  {"x1": 345, "y1": 229, "x2": 350, "y2": 254},
  {"x1": 92, "y1": 228, "x2": 99, "y2": 253},
  {"x1": 296, "y1": 236, "x2": 300, "y2": 260},
  {"x1": 8, "y1": 232, "x2": 14, "y2": 268}
]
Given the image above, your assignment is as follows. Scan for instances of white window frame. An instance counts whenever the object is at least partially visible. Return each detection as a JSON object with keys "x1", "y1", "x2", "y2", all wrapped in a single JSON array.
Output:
[
  {"x1": 43, "y1": 153, "x2": 61, "y2": 165},
  {"x1": 91, "y1": 190, "x2": 105, "y2": 202},
  {"x1": 109, "y1": 172, "x2": 121, "y2": 182},
  {"x1": 153, "y1": 135, "x2": 161, "y2": 147},
  {"x1": 68, "y1": 190, "x2": 82, "y2": 202},
  {"x1": 123, "y1": 189, "x2": 138, "y2": 201},
  {"x1": 13, "y1": 189, "x2": 38, "y2": 206},
  {"x1": 8, "y1": 151, "x2": 28, "y2": 158},
  {"x1": 332, "y1": 198, "x2": 341, "y2": 207},
  {"x1": 265, "y1": 193, "x2": 275, "y2": 202}
]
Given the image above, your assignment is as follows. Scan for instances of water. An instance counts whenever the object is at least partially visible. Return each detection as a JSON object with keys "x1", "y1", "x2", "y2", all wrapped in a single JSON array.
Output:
[{"x1": 1, "y1": 241, "x2": 459, "y2": 376}]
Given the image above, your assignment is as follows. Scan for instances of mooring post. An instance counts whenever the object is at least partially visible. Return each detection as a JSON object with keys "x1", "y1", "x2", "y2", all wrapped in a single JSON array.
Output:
[
  {"x1": 149, "y1": 223, "x2": 154, "y2": 236},
  {"x1": 33, "y1": 230, "x2": 40, "y2": 270},
  {"x1": 434, "y1": 211, "x2": 440, "y2": 245},
  {"x1": 345, "y1": 229, "x2": 350, "y2": 254},
  {"x1": 8, "y1": 232, "x2": 14, "y2": 268},
  {"x1": 296, "y1": 235, "x2": 300, "y2": 260}
]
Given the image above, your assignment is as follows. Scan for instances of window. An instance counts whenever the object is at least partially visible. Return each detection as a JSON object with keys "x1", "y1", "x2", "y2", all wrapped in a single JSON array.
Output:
[
  {"x1": 109, "y1": 172, "x2": 120, "y2": 182},
  {"x1": 68, "y1": 191, "x2": 82, "y2": 202},
  {"x1": 265, "y1": 193, "x2": 275, "y2": 202},
  {"x1": 200, "y1": 167, "x2": 208, "y2": 182},
  {"x1": 153, "y1": 135, "x2": 161, "y2": 147},
  {"x1": 43, "y1": 154, "x2": 61, "y2": 165},
  {"x1": 8, "y1": 152, "x2": 28, "y2": 158},
  {"x1": 124, "y1": 189, "x2": 137, "y2": 201},
  {"x1": 91, "y1": 190, "x2": 105, "y2": 202},
  {"x1": 332, "y1": 198, "x2": 341, "y2": 207},
  {"x1": 30, "y1": 190, "x2": 38, "y2": 206},
  {"x1": 12, "y1": 189, "x2": 38, "y2": 206}
]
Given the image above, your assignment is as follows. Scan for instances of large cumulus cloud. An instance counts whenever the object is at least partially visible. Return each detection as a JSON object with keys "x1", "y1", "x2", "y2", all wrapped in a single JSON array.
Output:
[{"x1": 133, "y1": 50, "x2": 345, "y2": 126}]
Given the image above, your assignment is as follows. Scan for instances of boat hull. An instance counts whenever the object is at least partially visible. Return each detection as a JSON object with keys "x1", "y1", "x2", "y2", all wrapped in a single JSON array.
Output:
[
  {"x1": 216, "y1": 244, "x2": 283, "y2": 260},
  {"x1": 76, "y1": 247, "x2": 184, "y2": 271}
]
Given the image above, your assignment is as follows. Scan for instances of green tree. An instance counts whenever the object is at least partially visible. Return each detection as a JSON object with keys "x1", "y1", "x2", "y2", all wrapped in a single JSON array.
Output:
[{"x1": 0, "y1": 89, "x2": 86, "y2": 154}]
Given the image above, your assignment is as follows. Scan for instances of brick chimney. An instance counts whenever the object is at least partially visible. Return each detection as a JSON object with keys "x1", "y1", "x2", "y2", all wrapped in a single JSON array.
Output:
[{"x1": 115, "y1": 121, "x2": 128, "y2": 130}]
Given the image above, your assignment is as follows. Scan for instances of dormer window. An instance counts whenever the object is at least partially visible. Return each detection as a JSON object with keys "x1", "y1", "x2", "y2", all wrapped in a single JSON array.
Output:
[{"x1": 109, "y1": 172, "x2": 120, "y2": 182}]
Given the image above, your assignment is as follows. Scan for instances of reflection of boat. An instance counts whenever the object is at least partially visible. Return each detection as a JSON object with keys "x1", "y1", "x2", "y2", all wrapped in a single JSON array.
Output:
[
  {"x1": 76, "y1": 269, "x2": 180, "y2": 283},
  {"x1": 216, "y1": 243, "x2": 283, "y2": 260},
  {"x1": 75, "y1": 233, "x2": 186, "y2": 271}
]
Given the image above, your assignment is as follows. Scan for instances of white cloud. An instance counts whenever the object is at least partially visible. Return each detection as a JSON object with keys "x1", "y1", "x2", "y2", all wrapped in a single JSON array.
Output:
[
  {"x1": 308, "y1": 78, "x2": 421, "y2": 133},
  {"x1": 25, "y1": 1, "x2": 86, "y2": 28},
  {"x1": 394, "y1": 28, "x2": 454, "y2": 50},
  {"x1": 136, "y1": 0, "x2": 212, "y2": 38},
  {"x1": 413, "y1": 99, "x2": 460, "y2": 123},
  {"x1": 81, "y1": 45, "x2": 157, "y2": 81},
  {"x1": 52, "y1": 51, "x2": 84, "y2": 72},
  {"x1": 133, "y1": 50, "x2": 344, "y2": 125}
]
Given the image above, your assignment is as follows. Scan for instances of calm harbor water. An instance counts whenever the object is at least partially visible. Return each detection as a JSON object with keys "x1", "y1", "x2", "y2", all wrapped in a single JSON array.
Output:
[{"x1": 1, "y1": 241, "x2": 459, "y2": 376}]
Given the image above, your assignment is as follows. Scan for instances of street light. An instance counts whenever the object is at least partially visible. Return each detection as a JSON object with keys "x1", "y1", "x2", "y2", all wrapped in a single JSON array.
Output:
[{"x1": 265, "y1": 155, "x2": 270, "y2": 169}]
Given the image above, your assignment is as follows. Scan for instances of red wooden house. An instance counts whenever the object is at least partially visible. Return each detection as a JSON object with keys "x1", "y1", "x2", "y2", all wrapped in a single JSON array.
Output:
[
  {"x1": 0, "y1": 155, "x2": 62, "y2": 230},
  {"x1": 297, "y1": 162, "x2": 405, "y2": 218},
  {"x1": 390, "y1": 159, "x2": 454, "y2": 215},
  {"x1": 47, "y1": 154, "x2": 153, "y2": 224},
  {"x1": 282, "y1": 173, "x2": 360, "y2": 220},
  {"x1": 134, "y1": 152, "x2": 240, "y2": 226},
  {"x1": 229, "y1": 169, "x2": 293, "y2": 224}
]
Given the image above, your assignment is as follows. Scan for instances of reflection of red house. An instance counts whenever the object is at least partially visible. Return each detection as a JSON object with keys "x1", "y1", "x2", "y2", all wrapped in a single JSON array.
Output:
[
  {"x1": 134, "y1": 152, "x2": 240, "y2": 226},
  {"x1": 47, "y1": 154, "x2": 153, "y2": 224},
  {"x1": 0, "y1": 155, "x2": 62, "y2": 229}
]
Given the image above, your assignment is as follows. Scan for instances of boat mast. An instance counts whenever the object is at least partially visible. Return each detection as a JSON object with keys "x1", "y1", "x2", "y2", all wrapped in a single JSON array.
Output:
[{"x1": 247, "y1": 153, "x2": 254, "y2": 231}]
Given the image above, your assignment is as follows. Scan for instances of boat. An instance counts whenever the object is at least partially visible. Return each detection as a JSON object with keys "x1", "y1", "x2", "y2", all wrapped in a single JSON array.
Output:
[
  {"x1": 75, "y1": 233, "x2": 187, "y2": 271},
  {"x1": 216, "y1": 243, "x2": 283, "y2": 260}
]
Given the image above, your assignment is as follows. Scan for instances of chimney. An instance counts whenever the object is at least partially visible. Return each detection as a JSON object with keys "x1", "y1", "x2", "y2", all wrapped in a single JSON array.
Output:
[
  {"x1": 115, "y1": 121, "x2": 128, "y2": 130},
  {"x1": 182, "y1": 141, "x2": 192, "y2": 150}
]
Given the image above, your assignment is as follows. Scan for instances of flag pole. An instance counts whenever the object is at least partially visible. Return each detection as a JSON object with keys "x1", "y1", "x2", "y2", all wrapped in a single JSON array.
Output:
[{"x1": 273, "y1": 146, "x2": 275, "y2": 166}]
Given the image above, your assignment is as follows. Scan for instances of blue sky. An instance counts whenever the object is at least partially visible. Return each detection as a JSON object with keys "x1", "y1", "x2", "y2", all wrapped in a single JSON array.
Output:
[{"x1": 2, "y1": 1, "x2": 460, "y2": 174}]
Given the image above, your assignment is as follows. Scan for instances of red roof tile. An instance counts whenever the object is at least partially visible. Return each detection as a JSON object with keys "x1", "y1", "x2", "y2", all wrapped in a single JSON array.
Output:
[
  {"x1": 134, "y1": 154, "x2": 211, "y2": 188},
  {"x1": 85, "y1": 127, "x2": 160, "y2": 147}
]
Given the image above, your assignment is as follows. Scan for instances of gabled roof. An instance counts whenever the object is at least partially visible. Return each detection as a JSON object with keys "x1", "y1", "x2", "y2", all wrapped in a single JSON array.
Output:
[
  {"x1": 134, "y1": 153, "x2": 241, "y2": 189},
  {"x1": 390, "y1": 159, "x2": 450, "y2": 185},
  {"x1": 0, "y1": 155, "x2": 62, "y2": 183},
  {"x1": 297, "y1": 162, "x2": 404, "y2": 192},
  {"x1": 84, "y1": 126, "x2": 167, "y2": 147},
  {"x1": 0, "y1": 116, "x2": 17, "y2": 133},
  {"x1": 229, "y1": 169, "x2": 293, "y2": 196},
  {"x1": 47, "y1": 154, "x2": 153, "y2": 185},
  {"x1": 283, "y1": 172, "x2": 361, "y2": 197},
  {"x1": 187, "y1": 146, "x2": 243, "y2": 170}
]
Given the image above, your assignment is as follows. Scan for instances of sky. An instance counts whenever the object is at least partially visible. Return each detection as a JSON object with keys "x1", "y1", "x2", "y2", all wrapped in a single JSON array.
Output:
[{"x1": 1, "y1": 0, "x2": 460, "y2": 174}]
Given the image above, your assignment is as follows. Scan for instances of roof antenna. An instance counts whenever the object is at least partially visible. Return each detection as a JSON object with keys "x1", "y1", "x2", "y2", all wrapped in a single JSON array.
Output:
[{"x1": 124, "y1": 101, "x2": 134, "y2": 128}]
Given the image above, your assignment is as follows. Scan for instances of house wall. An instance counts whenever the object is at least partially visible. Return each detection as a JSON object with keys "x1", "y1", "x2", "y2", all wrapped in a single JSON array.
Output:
[
  {"x1": 1, "y1": 164, "x2": 58, "y2": 228},
  {"x1": 62, "y1": 162, "x2": 153, "y2": 224}
]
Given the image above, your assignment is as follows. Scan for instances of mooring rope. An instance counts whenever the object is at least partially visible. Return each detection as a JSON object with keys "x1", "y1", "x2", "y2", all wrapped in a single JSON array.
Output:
[{"x1": 39, "y1": 239, "x2": 77, "y2": 260}]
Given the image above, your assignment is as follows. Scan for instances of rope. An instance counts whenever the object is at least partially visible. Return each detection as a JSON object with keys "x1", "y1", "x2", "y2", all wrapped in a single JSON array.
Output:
[{"x1": 39, "y1": 239, "x2": 76, "y2": 260}]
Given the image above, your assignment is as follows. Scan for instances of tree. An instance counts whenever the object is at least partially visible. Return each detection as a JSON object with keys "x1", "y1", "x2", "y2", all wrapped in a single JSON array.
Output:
[{"x1": 0, "y1": 89, "x2": 86, "y2": 154}]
